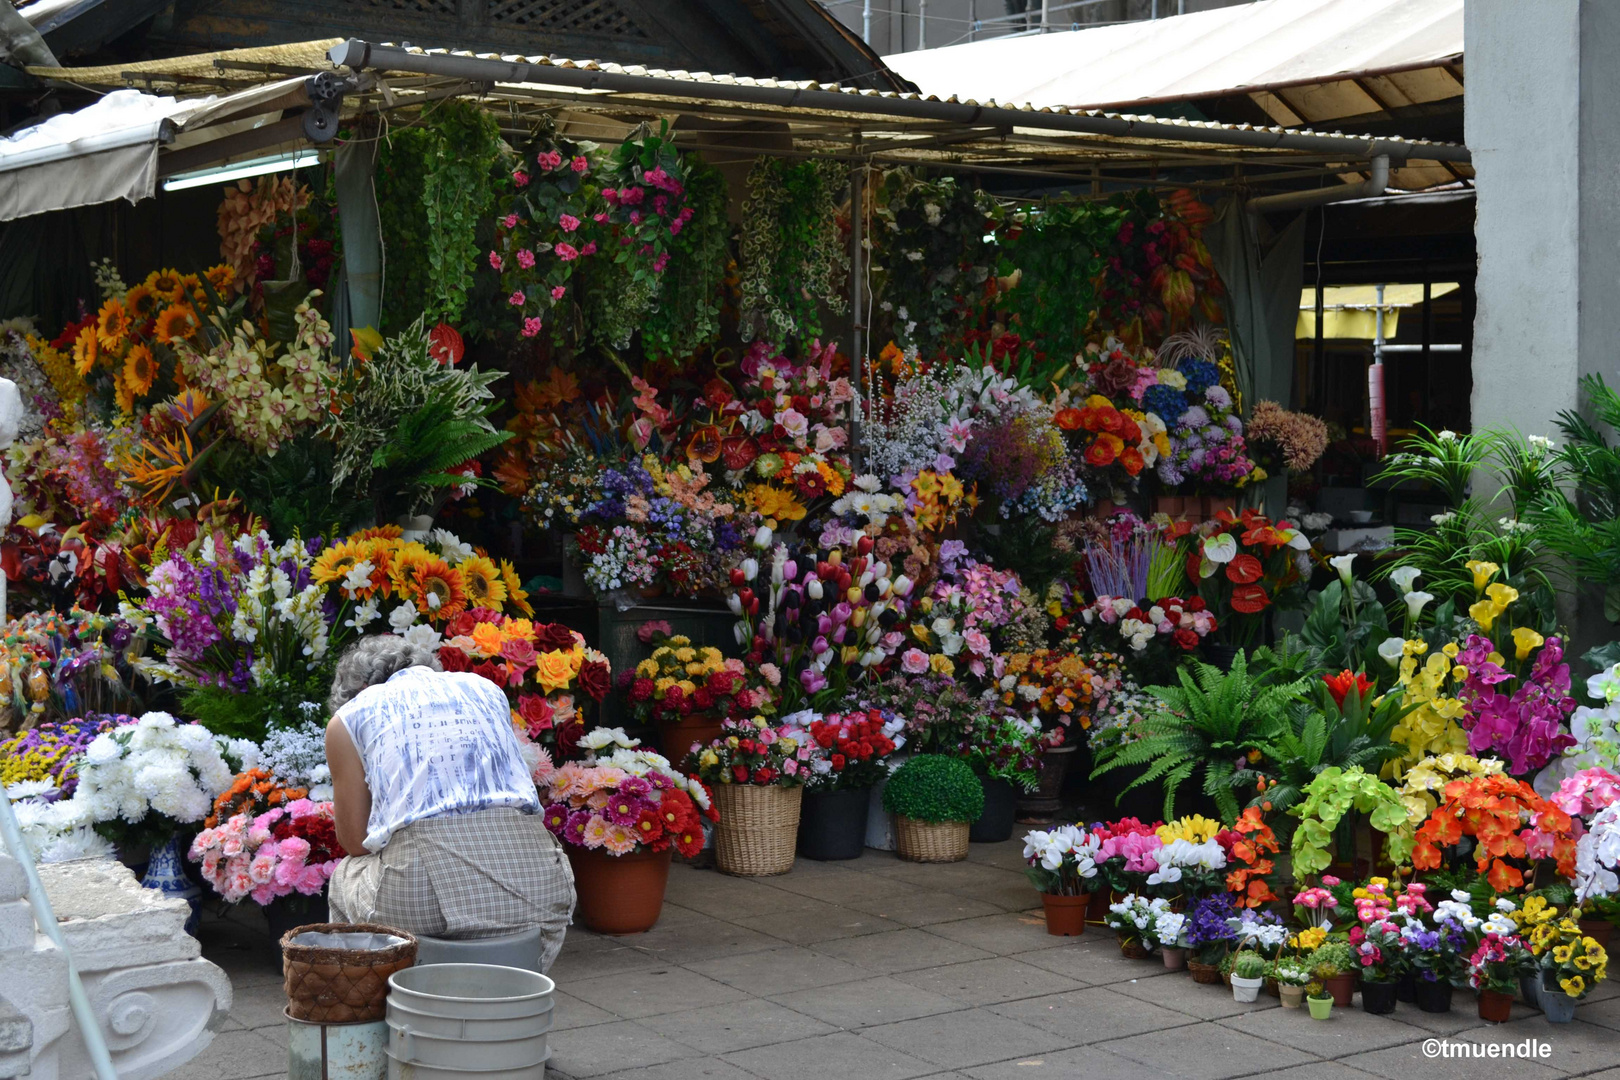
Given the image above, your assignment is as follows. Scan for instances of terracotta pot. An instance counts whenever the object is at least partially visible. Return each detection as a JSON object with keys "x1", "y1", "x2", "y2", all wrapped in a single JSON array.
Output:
[
  {"x1": 1478, "y1": 988, "x2": 1513, "y2": 1023},
  {"x1": 658, "y1": 715, "x2": 726, "y2": 765},
  {"x1": 1118, "y1": 932, "x2": 1151, "y2": 960},
  {"x1": 1161, "y1": 946, "x2": 1186, "y2": 971},
  {"x1": 1041, "y1": 893, "x2": 1089, "y2": 937},
  {"x1": 1580, "y1": 919, "x2": 1615, "y2": 950},
  {"x1": 567, "y1": 845, "x2": 672, "y2": 935},
  {"x1": 1324, "y1": 972, "x2": 1355, "y2": 1007},
  {"x1": 1188, "y1": 960, "x2": 1223, "y2": 985},
  {"x1": 1086, "y1": 889, "x2": 1111, "y2": 925}
]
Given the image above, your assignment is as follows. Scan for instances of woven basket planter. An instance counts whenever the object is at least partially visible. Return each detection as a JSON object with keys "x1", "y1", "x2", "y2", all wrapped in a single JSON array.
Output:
[
  {"x1": 281, "y1": 922, "x2": 417, "y2": 1023},
  {"x1": 1188, "y1": 960, "x2": 1224, "y2": 985},
  {"x1": 894, "y1": 816, "x2": 969, "y2": 863},
  {"x1": 713, "y1": 784, "x2": 803, "y2": 876},
  {"x1": 1117, "y1": 932, "x2": 1152, "y2": 960}
]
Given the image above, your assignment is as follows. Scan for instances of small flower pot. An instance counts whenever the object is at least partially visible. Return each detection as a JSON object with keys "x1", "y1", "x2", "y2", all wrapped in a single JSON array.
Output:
[
  {"x1": 1041, "y1": 893, "x2": 1089, "y2": 937},
  {"x1": 970, "y1": 776, "x2": 1018, "y2": 843},
  {"x1": 1188, "y1": 960, "x2": 1223, "y2": 985},
  {"x1": 1478, "y1": 988, "x2": 1513, "y2": 1023},
  {"x1": 1413, "y1": 979, "x2": 1453, "y2": 1014},
  {"x1": 1307, "y1": 994, "x2": 1334, "y2": 1020},
  {"x1": 1279, "y1": 985, "x2": 1305, "y2": 1009},
  {"x1": 1540, "y1": 983, "x2": 1578, "y2": 1024},
  {"x1": 1231, "y1": 975, "x2": 1264, "y2": 1003},
  {"x1": 1086, "y1": 889, "x2": 1111, "y2": 925},
  {"x1": 1518, "y1": 972, "x2": 1542, "y2": 1010},
  {"x1": 567, "y1": 846, "x2": 672, "y2": 934},
  {"x1": 1395, "y1": 973, "x2": 1416, "y2": 1003},
  {"x1": 1361, "y1": 980, "x2": 1398, "y2": 1015},
  {"x1": 1161, "y1": 946, "x2": 1187, "y2": 971},
  {"x1": 1324, "y1": 972, "x2": 1355, "y2": 1008},
  {"x1": 1118, "y1": 932, "x2": 1152, "y2": 960},
  {"x1": 797, "y1": 787, "x2": 871, "y2": 861},
  {"x1": 658, "y1": 715, "x2": 727, "y2": 765},
  {"x1": 1016, "y1": 744, "x2": 1076, "y2": 823}
]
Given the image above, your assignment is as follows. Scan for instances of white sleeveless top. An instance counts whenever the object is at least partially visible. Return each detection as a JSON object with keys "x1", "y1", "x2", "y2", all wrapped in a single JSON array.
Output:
[{"x1": 335, "y1": 666, "x2": 539, "y2": 852}]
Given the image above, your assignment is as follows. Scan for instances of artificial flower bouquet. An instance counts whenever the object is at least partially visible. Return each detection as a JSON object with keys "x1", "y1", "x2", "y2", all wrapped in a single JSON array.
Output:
[
  {"x1": 0, "y1": 608, "x2": 143, "y2": 726},
  {"x1": 1270, "y1": 957, "x2": 1313, "y2": 987},
  {"x1": 1412, "y1": 773, "x2": 1574, "y2": 892},
  {"x1": 0, "y1": 716, "x2": 114, "y2": 797},
  {"x1": 437, "y1": 610, "x2": 611, "y2": 756},
  {"x1": 626, "y1": 634, "x2": 767, "y2": 731},
  {"x1": 1467, "y1": 932, "x2": 1533, "y2": 995},
  {"x1": 1070, "y1": 595, "x2": 1215, "y2": 687},
  {"x1": 803, "y1": 708, "x2": 904, "y2": 792},
  {"x1": 1186, "y1": 892, "x2": 1240, "y2": 968},
  {"x1": 730, "y1": 532, "x2": 914, "y2": 711},
  {"x1": 206, "y1": 766, "x2": 309, "y2": 828},
  {"x1": 1147, "y1": 816, "x2": 1229, "y2": 897},
  {"x1": 540, "y1": 728, "x2": 713, "y2": 858},
  {"x1": 862, "y1": 674, "x2": 1042, "y2": 792},
  {"x1": 1022, "y1": 825, "x2": 1101, "y2": 896},
  {"x1": 189, "y1": 798, "x2": 344, "y2": 905},
  {"x1": 1093, "y1": 816, "x2": 1167, "y2": 897},
  {"x1": 1349, "y1": 917, "x2": 1407, "y2": 984},
  {"x1": 687, "y1": 715, "x2": 812, "y2": 787},
  {"x1": 998, "y1": 650, "x2": 1096, "y2": 746},
  {"x1": 1179, "y1": 510, "x2": 1311, "y2": 647},
  {"x1": 1105, "y1": 892, "x2": 1173, "y2": 952},
  {"x1": 1150, "y1": 359, "x2": 1260, "y2": 495}
]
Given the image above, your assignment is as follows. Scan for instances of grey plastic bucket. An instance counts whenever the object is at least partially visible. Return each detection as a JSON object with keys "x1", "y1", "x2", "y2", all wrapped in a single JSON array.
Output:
[{"x1": 386, "y1": 963, "x2": 554, "y2": 1079}]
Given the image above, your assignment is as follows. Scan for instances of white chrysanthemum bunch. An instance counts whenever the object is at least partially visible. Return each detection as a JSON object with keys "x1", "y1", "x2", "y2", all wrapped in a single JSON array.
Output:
[
  {"x1": 7, "y1": 785, "x2": 116, "y2": 863},
  {"x1": 52, "y1": 712, "x2": 239, "y2": 832}
]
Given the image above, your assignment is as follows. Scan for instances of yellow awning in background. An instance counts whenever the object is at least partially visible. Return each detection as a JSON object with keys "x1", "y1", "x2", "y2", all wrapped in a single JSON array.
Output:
[{"x1": 1296, "y1": 282, "x2": 1459, "y2": 340}]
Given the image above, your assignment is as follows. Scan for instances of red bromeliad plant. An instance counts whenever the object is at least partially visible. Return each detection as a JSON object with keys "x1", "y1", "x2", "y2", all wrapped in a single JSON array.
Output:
[
  {"x1": 1180, "y1": 509, "x2": 1311, "y2": 648},
  {"x1": 1219, "y1": 806, "x2": 1281, "y2": 908},
  {"x1": 1411, "y1": 774, "x2": 1576, "y2": 891}
]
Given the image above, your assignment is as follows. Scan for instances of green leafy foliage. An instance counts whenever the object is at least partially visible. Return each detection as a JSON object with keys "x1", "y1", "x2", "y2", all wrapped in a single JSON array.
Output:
[
  {"x1": 1090, "y1": 651, "x2": 1306, "y2": 822},
  {"x1": 204, "y1": 434, "x2": 368, "y2": 537},
  {"x1": 1530, "y1": 374, "x2": 1620, "y2": 623},
  {"x1": 882, "y1": 754, "x2": 985, "y2": 823},
  {"x1": 1288, "y1": 766, "x2": 1412, "y2": 877},
  {"x1": 738, "y1": 157, "x2": 848, "y2": 347},
  {"x1": 996, "y1": 199, "x2": 1117, "y2": 374},
  {"x1": 640, "y1": 155, "x2": 731, "y2": 362},
  {"x1": 179, "y1": 668, "x2": 330, "y2": 744},
  {"x1": 1298, "y1": 579, "x2": 1390, "y2": 672}
]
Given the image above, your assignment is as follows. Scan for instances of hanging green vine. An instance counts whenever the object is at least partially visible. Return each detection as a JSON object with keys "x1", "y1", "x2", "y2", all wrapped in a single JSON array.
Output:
[
  {"x1": 738, "y1": 157, "x2": 848, "y2": 347},
  {"x1": 420, "y1": 100, "x2": 506, "y2": 327},
  {"x1": 996, "y1": 198, "x2": 1121, "y2": 365},
  {"x1": 640, "y1": 157, "x2": 731, "y2": 362},
  {"x1": 871, "y1": 169, "x2": 1002, "y2": 359},
  {"x1": 374, "y1": 126, "x2": 432, "y2": 331}
]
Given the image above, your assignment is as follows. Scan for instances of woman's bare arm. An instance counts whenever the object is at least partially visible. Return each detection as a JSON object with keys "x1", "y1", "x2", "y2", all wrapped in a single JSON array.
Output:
[{"x1": 326, "y1": 716, "x2": 372, "y2": 856}]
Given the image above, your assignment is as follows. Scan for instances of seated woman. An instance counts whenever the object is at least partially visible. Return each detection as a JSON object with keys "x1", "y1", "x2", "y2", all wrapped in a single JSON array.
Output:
[{"x1": 324, "y1": 634, "x2": 575, "y2": 971}]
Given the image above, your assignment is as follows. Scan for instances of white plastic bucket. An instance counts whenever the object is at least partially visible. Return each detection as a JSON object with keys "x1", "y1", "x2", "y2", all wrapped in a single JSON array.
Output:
[{"x1": 386, "y1": 964, "x2": 554, "y2": 1079}]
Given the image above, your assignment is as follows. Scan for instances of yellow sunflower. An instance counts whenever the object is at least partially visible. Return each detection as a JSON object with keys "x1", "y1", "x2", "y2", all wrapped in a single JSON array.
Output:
[
  {"x1": 312, "y1": 541, "x2": 365, "y2": 588},
  {"x1": 458, "y1": 555, "x2": 507, "y2": 610},
  {"x1": 179, "y1": 273, "x2": 205, "y2": 305},
  {"x1": 72, "y1": 326, "x2": 98, "y2": 377},
  {"x1": 411, "y1": 558, "x2": 467, "y2": 621},
  {"x1": 204, "y1": 264, "x2": 236, "y2": 295},
  {"x1": 113, "y1": 372, "x2": 135, "y2": 414},
  {"x1": 500, "y1": 560, "x2": 533, "y2": 616},
  {"x1": 154, "y1": 303, "x2": 199, "y2": 345},
  {"x1": 122, "y1": 344, "x2": 157, "y2": 397},
  {"x1": 351, "y1": 524, "x2": 404, "y2": 541},
  {"x1": 389, "y1": 543, "x2": 432, "y2": 592},
  {"x1": 95, "y1": 298, "x2": 130, "y2": 351},
  {"x1": 124, "y1": 284, "x2": 159, "y2": 323},
  {"x1": 145, "y1": 269, "x2": 185, "y2": 302}
]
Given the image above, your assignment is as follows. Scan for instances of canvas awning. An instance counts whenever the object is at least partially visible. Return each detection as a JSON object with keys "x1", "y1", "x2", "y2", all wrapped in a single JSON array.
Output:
[
  {"x1": 1295, "y1": 281, "x2": 1459, "y2": 339},
  {"x1": 0, "y1": 75, "x2": 314, "y2": 221}
]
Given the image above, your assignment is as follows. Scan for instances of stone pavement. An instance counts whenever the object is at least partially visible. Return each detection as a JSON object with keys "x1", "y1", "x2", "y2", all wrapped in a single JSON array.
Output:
[{"x1": 179, "y1": 840, "x2": 1620, "y2": 1080}]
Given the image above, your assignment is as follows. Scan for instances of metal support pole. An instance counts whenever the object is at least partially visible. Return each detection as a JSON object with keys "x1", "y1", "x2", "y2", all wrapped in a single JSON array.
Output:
[
  {"x1": 1369, "y1": 283, "x2": 1387, "y2": 456},
  {"x1": 848, "y1": 140, "x2": 867, "y2": 464},
  {"x1": 862, "y1": 0, "x2": 871, "y2": 44},
  {"x1": 1041, "y1": 0, "x2": 1051, "y2": 31},
  {"x1": 919, "y1": 0, "x2": 927, "y2": 49},
  {"x1": 0, "y1": 796, "x2": 120, "y2": 1080},
  {"x1": 969, "y1": 0, "x2": 976, "y2": 41}
]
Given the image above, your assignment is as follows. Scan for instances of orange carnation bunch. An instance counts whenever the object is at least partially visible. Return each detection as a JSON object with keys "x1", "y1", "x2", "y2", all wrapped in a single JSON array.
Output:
[{"x1": 206, "y1": 767, "x2": 306, "y2": 828}]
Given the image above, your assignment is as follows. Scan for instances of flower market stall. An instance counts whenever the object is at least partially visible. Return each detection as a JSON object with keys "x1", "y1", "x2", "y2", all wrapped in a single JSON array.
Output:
[{"x1": 3, "y1": 31, "x2": 1619, "y2": 1045}]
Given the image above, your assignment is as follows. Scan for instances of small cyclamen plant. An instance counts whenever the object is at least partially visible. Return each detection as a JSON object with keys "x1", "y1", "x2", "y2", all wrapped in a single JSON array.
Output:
[
  {"x1": 1105, "y1": 892, "x2": 1173, "y2": 949},
  {"x1": 1022, "y1": 825, "x2": 1101, "y2": 896}
]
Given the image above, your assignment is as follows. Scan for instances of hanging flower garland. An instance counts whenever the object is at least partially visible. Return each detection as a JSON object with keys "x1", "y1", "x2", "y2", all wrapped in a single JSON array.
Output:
[
  {"x1": 491, "y1": 133, "x2": 600, "y2": 341},
  {"x1": 738, "y1": 157, "x2": 848, "y2": 347}
]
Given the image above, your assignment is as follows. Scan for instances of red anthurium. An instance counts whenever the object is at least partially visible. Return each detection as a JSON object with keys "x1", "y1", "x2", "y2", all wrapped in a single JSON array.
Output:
[
  {"x1": 1225, "y1": 553, "x2": 1263, "y2": 584},
  {"x1": 1229, "y1": 583, "x2": 1270, "y2": 614}
]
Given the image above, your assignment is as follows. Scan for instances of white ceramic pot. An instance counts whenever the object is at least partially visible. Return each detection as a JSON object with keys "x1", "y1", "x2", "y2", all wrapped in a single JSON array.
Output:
[{"x1": 1231, "y1": 975, "x2": 1264, "y2": 1003}]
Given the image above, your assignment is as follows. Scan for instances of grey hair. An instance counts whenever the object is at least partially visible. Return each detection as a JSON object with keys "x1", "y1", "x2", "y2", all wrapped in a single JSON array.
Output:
[{"x1": 328, "y1": 634, "x2": 443, "y2": 712}]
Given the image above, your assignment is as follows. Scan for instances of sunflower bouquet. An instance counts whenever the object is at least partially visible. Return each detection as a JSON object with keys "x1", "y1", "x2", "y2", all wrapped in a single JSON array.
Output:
[
  {"x1": 435, "y1": 610, "x2": 611, "y2": 757},
  {"x1": 311, "y1": 524, "x2": 533, "y2": 631}
]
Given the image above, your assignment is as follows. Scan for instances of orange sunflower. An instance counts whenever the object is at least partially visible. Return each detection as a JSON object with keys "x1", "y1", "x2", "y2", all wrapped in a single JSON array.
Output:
[
  {"x1": 95, "y1": 299, "x2": 130, "y2": 351},
  {"x1": 72, "y1": 326, "x2": 98, "y2": 377},
  {"x1": 312, "y1": 540, "x2": 366, "y2": 588},
  {"x1": 351, "y1": 524, "x2": 404, "y2": 541},
  {"x1": 123, "y1": 344, "x2": 157, "y2": 397},
  {"x1": 457, "y1": 555, "x2": 507, "y2": 610},
  {"x1": 358, "y1": 539, "x2": 396, "y2": 596},
  {"x1": 204, "y1": 264, "x2": 236, "y2": 295},
  {"x1": 410, "y1": 558, "x2": 467, "y2": 621},
  {"x1": 154, "y1": 303, "x2": 199, "y2": 344},
  {"x1": 389, "y1": 543, "x2": 434, "y2": 596},
  {"x1": 145, "y1": 269, "x2": 185, "y2": 302},
  {"x1": 113, "y1": 372, "x2": 136, "y2": 414},
  {"x1": 500, "y1": 560, "x2": 533, "y2": 616},
  {"x1": 124, "y1": 283, "x2": 159, "y2": 323}
]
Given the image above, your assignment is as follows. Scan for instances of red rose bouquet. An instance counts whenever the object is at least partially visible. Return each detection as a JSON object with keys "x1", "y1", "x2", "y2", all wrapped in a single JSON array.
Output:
[
  {"x1": 437, "y1": 611, "x2": 610, "y2": 756},
  {"x1": 803, "y1": 708, "x2": 904, "y2": 791}
]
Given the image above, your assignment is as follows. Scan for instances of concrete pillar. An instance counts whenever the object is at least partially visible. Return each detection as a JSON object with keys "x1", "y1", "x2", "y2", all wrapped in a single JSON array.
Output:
[{"x1": 1467, "y1": 0, "x2": 1620, "y2": 433}]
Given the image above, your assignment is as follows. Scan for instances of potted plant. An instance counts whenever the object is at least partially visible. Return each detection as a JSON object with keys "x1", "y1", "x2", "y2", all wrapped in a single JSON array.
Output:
[
  {"x1": 1186, "y1": 893, "x2": 1239, "y2": 984},
  {"x1": 1305, "y1": 940, "x2": 1357, "y2": 1006},
  {"x1": 797, "y1": 708, "x2": 903, "y2": 860},
  {"x1": 1352, "y1": 918, "x2": 1404, "y2": 1014},
  {"x1": 1157, "y1": 910, "x2": 1189, "y2": 970},
  {"x1": 961, "y1": 710, "x2": 1043, "y2": 841},
  {"x1": 1405, "y1": 919, "x2": 1469, "y2": 1014},
  {"x1": 1306, "y1": 968, "x2": 1336, "y2": 1020},
  {"x1": 541, "y1": 728, "x2": 710, "y2": 933},
  {"x1": 882, "y1": 754, "x2": 984, "y2": 863},
  {"x1": 1104, "y1": 893, "x2": 1171, "y2": 959},
  {"x1": 1271, "y1": 958, "x2": 1312, "y2": 1008},
  {"x1": 1468, "y1": 932, "x2": 1532, "y2": 1023},
  {"x1": 1529, "y1": 910, "x2": 1609, "y2": 1024},
  {"x1": 628, "y1": 631, "x2": 765, "y2": 762},
  {"x1": 688, "y1": 716, "x2": 810, "y2": 877},
  {"x1": 1022, "y1": 825, "x2": 1101, "y2": 936},
  {"x1": 1230, "y1": 951, "x2": 1266, "y2": 1003}
]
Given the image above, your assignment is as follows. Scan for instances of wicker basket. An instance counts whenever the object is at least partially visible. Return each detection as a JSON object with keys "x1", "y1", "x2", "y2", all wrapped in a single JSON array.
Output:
[
  {"x1": 1188, "y1": 960, "x2": 1224, "y2": 985},
  {"x1": 713, "y1": 784, "x2": 803, "y2": 876},
  {"x1": 894, "y1": 816, "x2": 969, "y2": 863},
  {"x1": 281, "y1": 922, "x2": 417, "y2": 1023}
]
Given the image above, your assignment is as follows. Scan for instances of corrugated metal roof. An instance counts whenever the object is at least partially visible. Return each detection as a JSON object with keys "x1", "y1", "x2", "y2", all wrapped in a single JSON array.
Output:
[{"x1": 884, "y1": 0, "x2": 1464, "y2": 125}]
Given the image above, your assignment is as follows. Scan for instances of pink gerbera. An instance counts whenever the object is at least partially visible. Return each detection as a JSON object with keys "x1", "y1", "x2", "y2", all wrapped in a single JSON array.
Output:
[
  {"x1": 580, "y1": 814, "x2": 611, "y2": 848},
  {"x1": 601, "y1": 824, "x2": 638, "y2": 855}
]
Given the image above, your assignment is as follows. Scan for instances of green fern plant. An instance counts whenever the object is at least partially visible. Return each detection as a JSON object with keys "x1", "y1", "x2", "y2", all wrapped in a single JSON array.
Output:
[
  {"x1": 1090, "y1": 651, "x2": 1305, "y2": 821},
  {"x1": 367, "y1": 397, "x2": 512, "y2": 518},
  {"x1": 1530, "y1": 374, "x2": 1620, "y2": 623}
]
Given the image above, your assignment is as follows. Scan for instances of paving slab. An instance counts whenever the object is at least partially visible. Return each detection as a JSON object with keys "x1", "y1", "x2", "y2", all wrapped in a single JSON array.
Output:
[
  {"x1": 687, "y1": 944, "x2": 871, "y2": 997},
  {"x1": 893, "y1": 956, "x2": 1090, "y2": 1007},
  {"x1": 810, "y1": 926, "x2": 996, "y2": 974},
  {"x1": 1099, "y1": 1024, "x2": 1321, "y2": 1079},
  {"x1": 565, "y1": 965, "x2": 748, "y2": 1019},
  {"x1": 845, "y1": 889, "x2": 1006, "y2": 927},
  {"x1": 547, "y1": 1020, "x2": 705, "y2": 1078},
  {"x1": 1217, "y1": 1003, "x2": 1433, "y2": 1058},
  {"x1": 987, "y1": 985, "x2": 1200, "y2": 1042},
  {"x1": 920, "y1": 912, "x2": 1070, "y2": 954},
  {"x1": 1339, "y1": 1041, "x2": 1567, "y2": 1080},
  {"x1": 721, "y1": 1030, "x2": 940, "y2": 1080},
  {"x1": 767, "y1": 975, "x2": 965, "y2": 1029},
  {"x1": 594, "y1": 1056, "x2": 760, "y2": 1080},
  {"x1": 1113, "y1": 969, "x2": 1282, "y2": 1020},
  {"x1": 155, "y1": 1027, "x2": 286, "y2": 1080},
  {"x1": 860, "y1": 1008, "x2": 1073, "y2": 1070},
  {"x1": 722, "y1": 896, "x2": 905, "y2": 945},
  {"x1": 637, "y1": 997, "x2": 837, "y2": 1054},
  {"x1": 962, "y1": 1044, "x2": 1165, "y2": 1080}
]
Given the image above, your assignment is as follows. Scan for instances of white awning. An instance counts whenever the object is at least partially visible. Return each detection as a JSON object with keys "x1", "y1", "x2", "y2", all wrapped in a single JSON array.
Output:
[{"x1": 0, "y1": 77, "x2": 307, "y2": 221}]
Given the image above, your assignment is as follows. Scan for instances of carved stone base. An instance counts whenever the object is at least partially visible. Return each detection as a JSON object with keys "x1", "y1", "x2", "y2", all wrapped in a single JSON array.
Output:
[{"x1": 0, "y1": 853, "x2": 232, "y2": 1080}]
